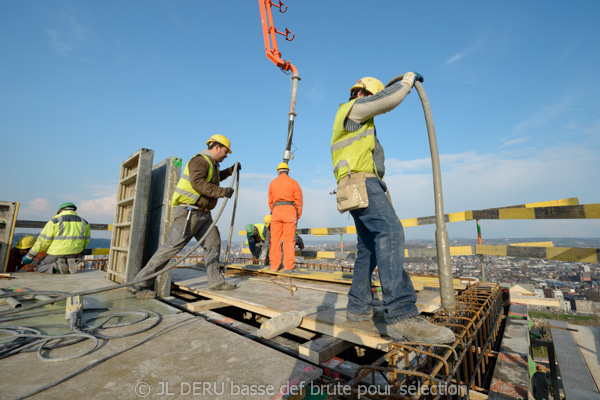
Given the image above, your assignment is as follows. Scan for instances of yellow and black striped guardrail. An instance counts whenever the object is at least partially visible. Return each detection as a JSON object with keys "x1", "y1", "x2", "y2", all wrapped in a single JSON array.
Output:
[
  {"x1": 82, "y1": 248, "x2": 110, "y2": 256},
  {"x1": 242, "y1": 243, "x2": 599, "y2": 264},
  {"x1": 16, "y1": 220, "x2": 113, "y2": 231},
  {"x1": 239, "y1": 198, "x2": 597, "y2": 236}
]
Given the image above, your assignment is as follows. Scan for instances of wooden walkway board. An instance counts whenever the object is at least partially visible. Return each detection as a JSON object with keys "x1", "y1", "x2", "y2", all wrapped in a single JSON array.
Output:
[
  {"x1": 569, "y1": 324, "x2": 600, "y2": 392},
  {"x1": 550, "y1": 320, "x2": 600, "y2": 399},
  {"x1": 172, "y1": 268, "x2": 450, "y2": 351},
  {"x1": 211, "y1": 262, "x2": 467, "y2": 291}
]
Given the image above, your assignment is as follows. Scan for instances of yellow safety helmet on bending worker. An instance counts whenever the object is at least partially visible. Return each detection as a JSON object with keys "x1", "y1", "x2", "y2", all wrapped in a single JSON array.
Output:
[
  {"x1": 16, "y1": 235, "x2": 37, "y2": 250},
  {"x1": 206, "y1": 134, "x2": 232, "y2": 154},
  {"x1": 277, "y1": 162, "x2": 289, "y2": 171},
  {"x1": 264, "y1": 214, "x2": 271, "y2": 226},
  {"x1": 350, "y1": 77, "x2": 384, "y2": 96}
]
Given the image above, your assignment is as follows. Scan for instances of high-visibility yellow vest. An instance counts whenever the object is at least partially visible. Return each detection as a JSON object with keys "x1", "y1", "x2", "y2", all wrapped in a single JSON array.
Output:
[
  {"x1": 254, "y1": 223, "x2": 266, "y2": 240},
  {"x1": 30, "y1": 211, "x2": 90, "y2": 256},
  {"x1": 331, "y1": 99, "x2": 378, "y2": 183},
  {"x1": 244, "y1": 223, "x2": 267, "y2": 245},
  {"x1": 171, "y1": 154, "x2": 216, "y2": 207}
]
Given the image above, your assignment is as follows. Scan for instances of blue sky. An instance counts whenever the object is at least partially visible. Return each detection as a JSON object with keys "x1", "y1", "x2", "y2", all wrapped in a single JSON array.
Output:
[{"x1": 1, "y1": 0, "x2": 599, "y2": 243}]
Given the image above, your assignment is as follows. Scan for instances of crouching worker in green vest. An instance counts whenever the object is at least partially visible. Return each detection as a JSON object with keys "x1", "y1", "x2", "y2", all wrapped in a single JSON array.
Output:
[
  {"x1": 245, "y1": 222, "x2": 269, "y2": 262},
  {"x1": 21, "y1": 202, "x2": 90, "y2": 274},
  {"x1": 128, "y1": 134, "x2": 241, "y2": 299}
]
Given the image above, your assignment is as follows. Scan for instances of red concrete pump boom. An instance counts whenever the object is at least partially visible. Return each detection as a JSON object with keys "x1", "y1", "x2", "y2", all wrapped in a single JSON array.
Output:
[{"x1": 257, "y1": 0, "x2": 300, "y2": 164}]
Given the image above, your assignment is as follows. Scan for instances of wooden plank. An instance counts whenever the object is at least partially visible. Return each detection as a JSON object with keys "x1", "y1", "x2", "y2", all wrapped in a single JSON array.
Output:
[
  {"x1": 187, "y1": 299, "x2": 230, "y2": 312},
  {"x1": 570, "y1": 324, "x2": 600, "y2": 392},
  {"x1": 171, "y1": 268, "x2": 454, "y2": 351},
  {"x1": 550, "y1": 320, "x2": 600, "y2": 399},
  {"x1": 298, "y1": 336, "x2": 353, "y2": 364}
]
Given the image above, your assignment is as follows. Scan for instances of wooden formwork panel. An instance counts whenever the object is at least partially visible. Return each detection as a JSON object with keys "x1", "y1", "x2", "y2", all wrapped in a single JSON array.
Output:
[
  {"x1": 0, "y1": 201, "x2": 19, "y2": 273},
  {"x1": 107, "y1": 148, "x2": 154, "y2": 283}
]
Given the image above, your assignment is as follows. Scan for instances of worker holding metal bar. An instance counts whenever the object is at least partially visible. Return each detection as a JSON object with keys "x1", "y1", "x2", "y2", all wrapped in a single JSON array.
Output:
[
  {"x1": 268, "y1": 163, "x2": 303, "y2": 272},
  {"x1": 21, "y1": 202, "x2": 90, "y2": 275},
  {"x1": 330, "y1": 74, "x2": 455, "y2": 344},
  {"x1": 128, "y1": 134, "x2": 240, "y2": 299}
]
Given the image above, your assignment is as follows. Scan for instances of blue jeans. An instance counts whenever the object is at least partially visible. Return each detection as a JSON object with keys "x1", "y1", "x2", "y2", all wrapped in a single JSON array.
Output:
[{"x1": 348, "y1": 178, "x2": 418, "y2": 323}]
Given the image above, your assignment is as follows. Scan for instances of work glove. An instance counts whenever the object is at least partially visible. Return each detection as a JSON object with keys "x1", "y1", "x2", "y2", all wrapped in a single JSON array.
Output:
[
  {"x1": 235, "y1": 162, "x2": 242, "y2": 171},
  {"x1": 224, "y1": 187, "x2": 235, "y2": 198},
  {"x1": 21, "y1": 255, "x2": 33, "y2": 264},
  {"x1": 401, "y1": 71, "x2": 424, "y2": 88}
]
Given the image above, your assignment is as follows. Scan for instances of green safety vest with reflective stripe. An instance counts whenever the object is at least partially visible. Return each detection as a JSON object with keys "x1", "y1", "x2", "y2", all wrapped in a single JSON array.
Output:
[
  {"x1": 171, "y1": 154, "x2": 216, "y2": 207},
  {"x1": 29, "y1": 211, "x2": 91, "y2": 256},
  {"x1": 331, "y1": 99, "x2": 378, "y2": 183}
]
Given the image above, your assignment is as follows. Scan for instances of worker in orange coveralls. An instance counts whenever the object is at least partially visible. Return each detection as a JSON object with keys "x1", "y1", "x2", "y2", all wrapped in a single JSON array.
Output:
[{"x1": 268, "y1": 162, "x2": 303, "y2": 272}]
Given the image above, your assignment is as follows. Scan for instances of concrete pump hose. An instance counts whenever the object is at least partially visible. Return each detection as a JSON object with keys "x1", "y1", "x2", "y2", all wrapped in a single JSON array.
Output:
[
  {"x1": 0, "y1": 162, "x2": 242, "y2": 317},
  {"x1": 385, "y1": 75, "x2": 456, "y2": 313}
]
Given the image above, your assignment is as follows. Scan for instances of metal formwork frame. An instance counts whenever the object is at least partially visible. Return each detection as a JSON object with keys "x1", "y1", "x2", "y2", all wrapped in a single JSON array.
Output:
[{"x1": 106, "y1": 148, "x2": 154, "y2": 283}]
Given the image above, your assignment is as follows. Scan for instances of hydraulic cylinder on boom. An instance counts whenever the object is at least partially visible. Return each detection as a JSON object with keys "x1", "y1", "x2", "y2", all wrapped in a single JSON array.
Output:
[{"x1": 257, "y1": 0, "x2": 300, "y2": 164}]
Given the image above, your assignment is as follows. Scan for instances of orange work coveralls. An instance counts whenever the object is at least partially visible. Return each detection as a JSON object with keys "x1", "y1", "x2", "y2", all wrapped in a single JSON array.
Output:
[{"x1": 268, "y1": 174, "x2": 303, "y2": 271}]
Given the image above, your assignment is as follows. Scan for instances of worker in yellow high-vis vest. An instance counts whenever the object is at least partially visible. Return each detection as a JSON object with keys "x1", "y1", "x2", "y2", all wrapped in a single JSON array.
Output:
[
  {"x1": 331, "y1": 73, "x2": 454, "y2": 344},
  {"x1": 21, "y1": 202, "x2": 90, "y2": 274},
  {"x1": 129, "y1": 134, "x2": 241, "y2": 299}
]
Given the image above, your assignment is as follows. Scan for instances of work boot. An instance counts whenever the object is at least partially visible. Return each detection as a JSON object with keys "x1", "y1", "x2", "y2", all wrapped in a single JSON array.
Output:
[
  {"x1": 56, "y1": 259, "x2": 69, "y2": 274},
  {"x1": 135, "y1": 290, "x2": 156, "y2": 300},
  {"x1": 209, "y1": 282, "x2": 237, "y2": 291},
  {"x1": 67, "y1": 258, "x2": 80, "y2": 274},
  {"x1": 347, "y1": 308, "x2": 385, "y2": 323},
  {"x1": 387, "y1": 315, "x2": 455, "y2": 344},
  {"x1": 284, "y1": 265, "x2": 301, "y2": 274},
  {"x1": 127, "y1": 285, "x2": 156, "y2": 300}
]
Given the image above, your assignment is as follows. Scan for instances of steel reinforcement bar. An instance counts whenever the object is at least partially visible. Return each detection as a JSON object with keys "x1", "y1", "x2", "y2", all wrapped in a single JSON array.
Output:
[{"x1": 322, "y1": 283, "x2": 504, "y2": 399}]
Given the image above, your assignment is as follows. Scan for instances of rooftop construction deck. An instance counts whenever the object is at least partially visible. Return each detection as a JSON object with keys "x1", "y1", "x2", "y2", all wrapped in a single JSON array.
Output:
[{"x1": 2, "y1": 153, "x2": 599, "y2": 399}]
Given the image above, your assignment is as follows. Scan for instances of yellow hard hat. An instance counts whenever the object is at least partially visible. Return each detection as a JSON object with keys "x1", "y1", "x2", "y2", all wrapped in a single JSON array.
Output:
[
  {"x1": 16, "y1": 235, "x2": 36, "y2": 250},
  {"x1": 206, "y1": 134, "x2": 232, "y2": 154},
  {"x1": 350, "y1": 77, "x2": 384, "y2": 96},
  {"x1": 264, "y1": 214, "x2": 271, "y2": 225},
  {"x1": 277, "y1": 162, "x2": 289, "y2": 171}
]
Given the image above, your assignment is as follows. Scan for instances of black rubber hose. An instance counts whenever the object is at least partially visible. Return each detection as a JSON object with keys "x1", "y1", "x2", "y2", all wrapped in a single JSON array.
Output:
[{"x1": 385, "y1": 75, "x2": 456, "y2": 313}]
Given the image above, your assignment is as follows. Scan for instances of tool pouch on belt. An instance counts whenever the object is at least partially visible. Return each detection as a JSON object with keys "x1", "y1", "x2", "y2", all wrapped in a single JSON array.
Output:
[{"x1": 336, "y1": 172, "x2": 375, "y2": 213}]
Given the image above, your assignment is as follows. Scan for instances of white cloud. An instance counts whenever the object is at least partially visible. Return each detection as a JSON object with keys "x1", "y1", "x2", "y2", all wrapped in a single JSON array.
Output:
[
  {"x1": 442, "y1": 40, "x2": 484, "y2": 67},
  {"x1": 45, "y1": 15, "x2": 89, "y2": 57},
  {"x1": 77, "y1": 196, "x2": 117, "y2": 222},
  {"x1": 225, "y1": 144, "x2": 600, "y2": 240},
  {"x1": 513, "y1": 99, "x2": 573, "y2": 133},
  {"x1": 19, "y1": 198, "x2": 52, "y2": 220},
  {"x1": 498, "y1": 137, "x2": 528, "y2": 149}
]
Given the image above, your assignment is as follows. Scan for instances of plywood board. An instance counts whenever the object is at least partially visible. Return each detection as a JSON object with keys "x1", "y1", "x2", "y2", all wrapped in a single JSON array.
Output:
[
  {"x1": 172, "y1": 268, "x2": 452, "y2": 351},
  {"x1": 550, "y1": 320, "x2": 600, "y2": 399}
]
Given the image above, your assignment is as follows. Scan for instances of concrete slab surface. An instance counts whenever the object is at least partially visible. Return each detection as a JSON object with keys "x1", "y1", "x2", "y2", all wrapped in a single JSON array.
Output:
[{"x1": 0, "y1": 270, "x2": 321, "y2": 399}]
